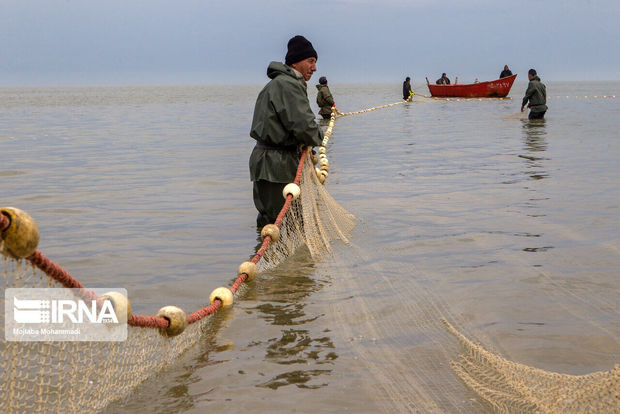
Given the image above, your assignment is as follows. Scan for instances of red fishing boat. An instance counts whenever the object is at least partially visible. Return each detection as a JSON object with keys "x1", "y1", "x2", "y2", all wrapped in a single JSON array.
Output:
[{"x1": 426, "y1": 74, "x2": 517, "y2": 98}]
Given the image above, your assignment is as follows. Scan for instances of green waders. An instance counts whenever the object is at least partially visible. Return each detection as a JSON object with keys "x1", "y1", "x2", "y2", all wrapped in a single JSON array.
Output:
[{"x1": 253, "y1": 180, "x2": 287, "y2": 227}]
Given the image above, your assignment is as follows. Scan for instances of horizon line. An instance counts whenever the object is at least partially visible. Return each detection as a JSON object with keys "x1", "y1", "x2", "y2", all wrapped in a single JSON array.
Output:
[{"x1": 2, "y1": 79, "x2": 620, "y2": 88}]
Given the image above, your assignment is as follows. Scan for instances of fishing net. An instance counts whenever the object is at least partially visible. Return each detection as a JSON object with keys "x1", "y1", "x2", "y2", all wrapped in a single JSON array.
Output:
[
  {"x1": 0, "y1": 152, "x2": 355, "y2": 413},
  {"x1": 324, "y1": 240, "x2": 619, "y2": 413},
  {"x1": 255, "y1": 155, "x2": 355, "y2": 273},
  {"x1": 0, "y1": 259, "x2": 220, "y2": 412},
  {"x1": 444, "y1": 320, "x2": 620, "y2": 413}
]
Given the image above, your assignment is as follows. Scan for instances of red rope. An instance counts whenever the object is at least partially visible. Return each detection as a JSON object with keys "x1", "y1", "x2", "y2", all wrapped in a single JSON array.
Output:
[
  {"x1": 13, "y1": 147, "x2": 310, "y2": 330},
  {"x1": 230, "y1": 273, "x2": 247, "y2": 294},
  {"x1": 251, "y1": 236, "x2": 270, "y2": 264},
  {"x1": 274, "y1": 196, "x2": 293, "y2": 228},
  {"x1": 187, "y1": 300, "x2": 222, "y2": 324},
  {"x1": 293, "y1": 148, "x2": 308, "y2": 184},
  {"x1": 24, "y1": 250, "x2": 125, "y2": 319},
  {"x1": 128, "y1": 314, "x2": 170, "y2": 329},
  {"x1": 27, "y1": 251, "x2": 97, "y2": 300}
]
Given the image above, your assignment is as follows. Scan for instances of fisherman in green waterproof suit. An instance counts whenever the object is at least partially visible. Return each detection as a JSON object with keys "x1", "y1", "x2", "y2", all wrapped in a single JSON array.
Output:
[
  {"x1": 521, "y1": 68, "x2": 547, "y2": 119},
  {"x1": 316, "y1": 76, "x2": 335, "y2": 119},
  {"x1": 249, "y1": 35, "x2": 324, "y2": 227}
]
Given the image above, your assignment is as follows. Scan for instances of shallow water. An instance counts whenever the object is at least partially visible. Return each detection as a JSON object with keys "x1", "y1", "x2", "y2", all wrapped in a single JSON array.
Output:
[{"x1": 2, "y1": 82, "x2": 619, "y2": 412}]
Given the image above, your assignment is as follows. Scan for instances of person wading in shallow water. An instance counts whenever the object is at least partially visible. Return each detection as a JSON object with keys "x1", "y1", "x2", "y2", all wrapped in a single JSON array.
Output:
[
  {"x1": 403, "y1": 76, "x2": 413, "y2": 100},
  {"x1": 249, "y1": 35, "x2": 324, "y2": 227},
  {"x1": 316, "y1": 76, "x2": 335, "y2": 120},
  {"x1": 521, "y1": 68, "x2": 547, "y2": 119}
]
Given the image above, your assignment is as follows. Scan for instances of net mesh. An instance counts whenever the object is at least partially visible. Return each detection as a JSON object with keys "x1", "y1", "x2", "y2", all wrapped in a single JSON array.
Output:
[
  {"x1": 0, "y1": 156, "x2": 355, "y2": 413},
  {"x1": 444, "y1": 320, "x2": 620, "y2": 414}
]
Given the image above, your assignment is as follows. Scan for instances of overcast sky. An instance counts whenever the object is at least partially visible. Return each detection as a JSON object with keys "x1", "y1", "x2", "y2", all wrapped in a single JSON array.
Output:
[{"x1": 1, "y1": 0, "x2": 618, "y2": 85}]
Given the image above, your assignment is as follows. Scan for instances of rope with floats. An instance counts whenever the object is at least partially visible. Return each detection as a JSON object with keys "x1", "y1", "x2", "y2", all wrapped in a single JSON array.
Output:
[
  {"x1": 1, "y1": 96, "x2": 412, "y2": 337},
  {"x1": 336, "y1": 94, "x2": 413, "y2": 117},
  {"x1": 1, "y1": 149, "x2": 308, "y2": 336}
]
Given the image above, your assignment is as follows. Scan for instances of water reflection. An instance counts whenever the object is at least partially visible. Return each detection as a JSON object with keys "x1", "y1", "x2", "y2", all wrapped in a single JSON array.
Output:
[
  {"x1": 520, "y1": 119, "x2": 548, "y2": 180},
  {"x1": 519, "y1": 118, "x2": 552, "y2": 251},
  {"x1": 521, "y1": 118, "x2": 547, "y2": 152},
  {"x1": 252, "y1": 246, "x2": 337, "y2": 389}
]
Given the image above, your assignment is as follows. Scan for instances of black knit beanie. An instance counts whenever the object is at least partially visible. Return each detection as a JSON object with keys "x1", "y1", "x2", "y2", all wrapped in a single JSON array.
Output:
[{"x1": 285, "y1": 35, "x2": 318, "y2": 66}]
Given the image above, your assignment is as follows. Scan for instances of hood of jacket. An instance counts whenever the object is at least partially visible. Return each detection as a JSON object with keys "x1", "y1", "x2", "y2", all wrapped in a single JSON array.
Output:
[
  {"x1": 267, "y1": 61, "x2": 299, "y2": 80},
  {"x1": 530, "y1": 75, "x2": 541, "y2": 82},
  {"x1": 316, "y1": 84, "x2": 328, "y2": 91}
]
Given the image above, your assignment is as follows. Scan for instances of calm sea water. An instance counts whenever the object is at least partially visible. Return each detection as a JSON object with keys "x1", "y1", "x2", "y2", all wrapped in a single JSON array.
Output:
[{"x1": 1, "y1": 82, "x2": 619, "y2": 412}]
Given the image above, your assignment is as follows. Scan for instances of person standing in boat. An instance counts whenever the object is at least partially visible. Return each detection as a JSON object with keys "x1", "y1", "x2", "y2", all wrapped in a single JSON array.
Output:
[
  {"x1": 316, "y1": 76, "x2": 335, "y2": 119},
  {"x1": 521, "y1": 69, "x2": 547, "y2": 119},
  {"x1": 436, "y1": 73, "x2": 451, "y2": 85},
  {"x1": 500, "y1": 65, "x2": 513, "y2": 78},
  {"x1": 249, "y1": 35, "x2": 324, "y2": 227},
  {"x1": 403, "y1": 76, "x2": 413, "y2": 100}
]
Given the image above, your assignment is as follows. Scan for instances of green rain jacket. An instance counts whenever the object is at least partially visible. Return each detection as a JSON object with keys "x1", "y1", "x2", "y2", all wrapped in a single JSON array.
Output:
[
  {"x1": 249, "y1": 61, "x2": 323, "y2": 183},
  {"x1": 316, "y1": 84, "x2": 335, "y2": 117},
  {"x1": 522, "y1": 75, "x2": 548, "y2": 113}
]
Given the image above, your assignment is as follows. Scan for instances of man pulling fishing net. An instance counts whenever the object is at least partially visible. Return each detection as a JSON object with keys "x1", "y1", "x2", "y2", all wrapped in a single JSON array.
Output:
[{"x1": 249, "y1": 35, "x2": 324, "y2": 227}]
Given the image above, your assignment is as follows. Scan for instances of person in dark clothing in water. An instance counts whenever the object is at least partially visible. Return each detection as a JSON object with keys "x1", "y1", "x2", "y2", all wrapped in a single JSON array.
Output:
[
  {"x1": 521, "y1": 69, "x2": 547, "y2": 119},
  {"x1": 436, "y1": 73, "x2": 451, "y2": 85},
  {"x1": 500, "y1": 65, "x2": 513, "y2": 78},
  {"x1": 403, "y1": 76, "x2": 413, "y2": 100},
  {"x1": 316, "y1": 76, "x2": 335, "y2": 119},
  {"x1": 249, "y1": 35, "x2": 323, "y2": 227}
]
